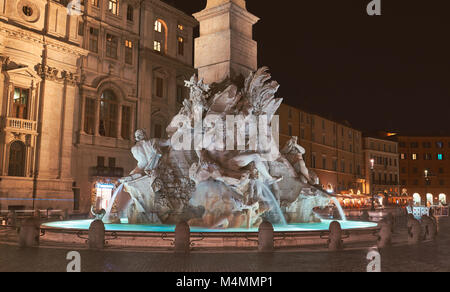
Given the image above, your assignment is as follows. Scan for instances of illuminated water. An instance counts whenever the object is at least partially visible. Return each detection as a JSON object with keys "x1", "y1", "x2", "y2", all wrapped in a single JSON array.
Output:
[{"x1": 42, "y1": 219, "x2": 377, "y2": 233}]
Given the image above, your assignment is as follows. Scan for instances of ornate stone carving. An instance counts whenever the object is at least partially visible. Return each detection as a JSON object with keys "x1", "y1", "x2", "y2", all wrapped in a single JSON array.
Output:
[
  {"x1": 35, "y1": 64, "x2": 78, "y2": 85},
  {"x1": 107, "y1": 68, "x2": 331, "y2": 228}
]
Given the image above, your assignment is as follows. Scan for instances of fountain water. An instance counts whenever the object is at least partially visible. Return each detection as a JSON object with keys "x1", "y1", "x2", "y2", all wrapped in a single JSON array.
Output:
[
  {"x1": 331, "y1": 197, "x2": 347, "y2": 221},
  {"x1": 103, "y1": 183, "x2": 124, "y2": 222},
  {"x1": 258, "y1": 182, "x2": 287, "y2": 225}
]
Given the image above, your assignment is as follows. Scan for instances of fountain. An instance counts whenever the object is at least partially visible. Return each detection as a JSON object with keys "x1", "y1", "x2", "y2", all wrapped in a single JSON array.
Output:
[{"x1": 42, "y1": 68, "x2": 377, "y2": 239}]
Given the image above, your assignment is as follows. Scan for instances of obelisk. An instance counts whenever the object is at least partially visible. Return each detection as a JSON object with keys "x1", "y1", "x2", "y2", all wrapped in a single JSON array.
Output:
[{"x1": 193, "y1": 0, "x2": 259, "y2": 84}]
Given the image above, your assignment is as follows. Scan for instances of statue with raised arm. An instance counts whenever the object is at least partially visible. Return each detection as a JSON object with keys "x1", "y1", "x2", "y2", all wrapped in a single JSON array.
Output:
[
  {"x1": 281, "y1": 136, "x2": 312, "y2": 184},
  {"x1": 120, "y1": 129, "x2": 170, "y2": 183}
]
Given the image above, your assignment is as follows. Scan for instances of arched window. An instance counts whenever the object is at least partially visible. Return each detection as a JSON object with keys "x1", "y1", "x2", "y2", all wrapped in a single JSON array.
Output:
[
  {"x1": 99, "y1": 90, "x2": 118, "y2": 138},
  {"x1": 8, "y1": 141, "x2": 26, "y2": 177}
]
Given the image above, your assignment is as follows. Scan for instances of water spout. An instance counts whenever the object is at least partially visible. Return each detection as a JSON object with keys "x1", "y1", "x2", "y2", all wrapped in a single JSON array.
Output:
[
  {"x1": 103, "y1": 183, "x2": 124, "y2": 222},
  {"x1": 258, "y1": 182, "x2": 287, "y2": 225},
  {"x1": 331, "y1": 197, "x2": 347, "y2": 221}
]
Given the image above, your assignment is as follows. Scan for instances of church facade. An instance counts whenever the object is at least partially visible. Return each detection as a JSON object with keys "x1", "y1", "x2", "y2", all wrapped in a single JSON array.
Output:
[{"x1": 0, "y1": 0, "x2": 196, "y2": 213}]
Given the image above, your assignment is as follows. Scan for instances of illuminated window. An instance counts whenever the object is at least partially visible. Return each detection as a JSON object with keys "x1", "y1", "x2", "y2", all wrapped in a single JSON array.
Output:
[
  {"x1": 400, "y1": 153, "x2": 406, "y2": 160},
  {"x1": 153, "y1": 41, "x2": 161, "y2": 52},
  {"x1": 154, "y1": 20, "x2": 162, "y2": 32},
  {"x1": 412, "y1": 153, "x2": 417, "y2": 160},
  {"x1": 178, "y1": 24, "x2": 184, "y2": 31},
  {"x1": 109, "y1": 0, "x2": 119, "y2": 15},
  {"x1": 12, "y1": 88, "x2": 29, "y2": 119},
  {"x1": 438, "y1": 154, "x2": 444, "y2": 160},
  {"x1": 178, "y1": 37, "x2": 184, "y2": 56},
  {"x1": 125, "y1": 40, "x2": 133, "y2": 65}
]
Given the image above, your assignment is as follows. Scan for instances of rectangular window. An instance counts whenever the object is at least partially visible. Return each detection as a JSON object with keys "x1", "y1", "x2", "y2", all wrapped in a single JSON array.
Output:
[
  {"x1": 178, "y1": 36, "x2": 185, "y2": 56},
  {"x1": 125, "y1": 40, "x2": 133, "y2": 65},
  {"x1": 109, "y1": 0, "x2": 119, "y2": 15},
  {"x1": 78, "y1": 21, "x2": 84, "y2": 36},
  {"x1": 126, "y1": 5, "x2": 134, "y2": 21},
  {"x1": 12, "y1": 88, "x2": 30, "y2": 119},
  {"x1": 91, "y1": 0, "x2": 99, "y2": 7},
  {"x1": 106, "y1": 34, "x2": 118, "y2": 59},
  {"x1": 412, "y1": 153, "x2": 417, "y2": 160},
  {"x1": 156, "y1": 77, "x2": 164, "y2": 98},
  {"x1": 121, "y1": 106, "x2": 131, "y2": 140},
  {"x1": 153, "y1": 41, "x2": 161, "y2": 52},
  {"x1": 311, "y1": 154, "x2": 316, "y2": 168},
  {"x1": 89, "y1": 27, "x2": 99, "y2": 53},
  {"x1": 108, "y1": 157, "x2": 116, "y2": 168},
  {"x1": 178, "y1": 24, "x2": 184, "y2": 31},
  {"x1": 154, "y1": 20, "x2": 162, "y2": 32},
  {"x1": 438, "y1": 154, "x2": 444, "y2": 160},
  {"x1": 84, "y1": 98, "x2": 96, "y2": 135},
  {"x1": 97, "y1": 156, "x2": 105, "y2": 168}
]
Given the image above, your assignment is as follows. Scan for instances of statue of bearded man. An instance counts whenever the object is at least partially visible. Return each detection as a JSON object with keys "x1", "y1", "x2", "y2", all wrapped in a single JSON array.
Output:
[{"x1": 120, "y1": 129, "x2": 169, "y2": 183}]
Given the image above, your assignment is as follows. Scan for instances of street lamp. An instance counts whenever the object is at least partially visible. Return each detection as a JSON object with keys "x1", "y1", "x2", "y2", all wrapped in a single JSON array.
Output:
[{"x1": 370, "y1": 158, "x2": 375, "y2": 211}]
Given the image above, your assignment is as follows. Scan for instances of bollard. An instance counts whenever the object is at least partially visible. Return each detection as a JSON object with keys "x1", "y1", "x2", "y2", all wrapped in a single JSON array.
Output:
[
  {"x1": 174, "y1": 221, "x2": 190, "y2": 254},
  {"x1": 258, "y1": 221, "x2": 274, "y2": 253},
  {"x1": 421, "y1": 215, "x2": 437, "y2": 241},
  {"x1": 18, "y1": 217, "x2": 40, "y2": 248},
  {"x1": 328, "y1": 221, "x2": 343, "y2": 251},
  {"x1": 407, "y1": 214, "x2": 421, "y2": 245},
  {"x1": 88, "y1": 220, "x2": 105, "y2": 249},
  {"x1": 377, "y1": 219, "x2": 392, "y2": 249}
]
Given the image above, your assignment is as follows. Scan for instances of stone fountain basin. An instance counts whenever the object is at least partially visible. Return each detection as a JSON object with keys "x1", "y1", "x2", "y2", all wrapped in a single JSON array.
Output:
[
  {"x1": 41, "y1": 219, "x2": 377, "y2": 233},
  {"x1": 39, "y1": 219, "x2": 379, "y2": 250}
]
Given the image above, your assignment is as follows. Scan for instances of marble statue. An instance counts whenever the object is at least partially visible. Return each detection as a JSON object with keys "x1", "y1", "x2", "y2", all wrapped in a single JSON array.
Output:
[{"x1": 111, "y1": 67, "x2": 331, "y2": 228}]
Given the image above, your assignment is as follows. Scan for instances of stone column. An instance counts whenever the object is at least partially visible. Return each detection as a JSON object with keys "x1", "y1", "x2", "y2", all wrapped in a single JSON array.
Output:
[
  {"x1": 258, "y1": 221, "x2": 274, "y2": 252},
  {"x1": 174, "y1": 221, "x2": 190, "y2": 253},
  {"x1": 193, "y1": 0, "x2": 259, "y2": 84}
]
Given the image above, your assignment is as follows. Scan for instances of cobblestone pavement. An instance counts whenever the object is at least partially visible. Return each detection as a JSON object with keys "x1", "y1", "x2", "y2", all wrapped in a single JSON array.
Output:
[{"x1": 0, "y1": 217, "x2": 449, "y2": 272}]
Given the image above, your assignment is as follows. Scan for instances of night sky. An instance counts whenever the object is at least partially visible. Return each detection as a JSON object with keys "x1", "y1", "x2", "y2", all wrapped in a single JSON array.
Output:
[{"x1": 163, "y1": 0, "x2": 450, "y2": 134}]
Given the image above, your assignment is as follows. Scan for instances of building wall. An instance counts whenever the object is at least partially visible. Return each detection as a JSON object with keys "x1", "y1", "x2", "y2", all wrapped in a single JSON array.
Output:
[
  {"x1": 398, "y1": 136, "x2": 450, "y2": 205},
  {"x1": 0, "y1": 0, "x2": 197, "y2": 213},
  {"x1": 363, "y1": 136, "x2": 399, "y2": 197},
  {"x1": 278, "y1": 104, "x2": 365, "y2": 195},
  {"x1": 0, "y1": 0, "x2": 87, "y2": 211}
]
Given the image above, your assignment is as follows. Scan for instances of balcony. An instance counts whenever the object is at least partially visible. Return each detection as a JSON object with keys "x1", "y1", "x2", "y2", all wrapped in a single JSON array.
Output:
[{"x1": 4, "y1": 117, "x2": 37, "y2": 133}]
